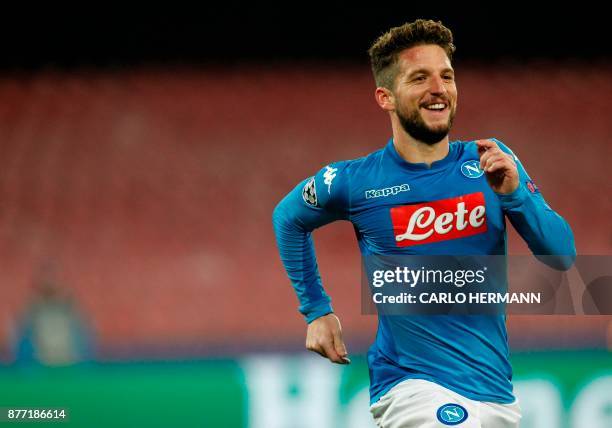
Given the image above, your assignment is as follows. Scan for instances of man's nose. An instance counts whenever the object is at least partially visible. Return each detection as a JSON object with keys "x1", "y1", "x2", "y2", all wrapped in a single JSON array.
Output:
[{"x1": 429, "y1": 76, "x2": 446, "y2": 95}]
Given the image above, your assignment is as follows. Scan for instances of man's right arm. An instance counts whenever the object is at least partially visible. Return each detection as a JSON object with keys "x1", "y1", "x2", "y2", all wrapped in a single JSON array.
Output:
[{"x1": 272, "y1": 162, "x2": 351, "y2": 363}]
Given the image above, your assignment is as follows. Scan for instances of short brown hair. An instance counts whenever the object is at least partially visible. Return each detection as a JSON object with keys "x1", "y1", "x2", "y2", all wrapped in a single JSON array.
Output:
[{"x1": 368, "y1": 19, "x2": 455, "y2": 89}]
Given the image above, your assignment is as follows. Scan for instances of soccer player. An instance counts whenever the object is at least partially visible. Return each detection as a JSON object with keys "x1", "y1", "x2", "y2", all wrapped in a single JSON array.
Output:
[{"x1": 272, "y1": 19, "x2": 575, "y2": 427}]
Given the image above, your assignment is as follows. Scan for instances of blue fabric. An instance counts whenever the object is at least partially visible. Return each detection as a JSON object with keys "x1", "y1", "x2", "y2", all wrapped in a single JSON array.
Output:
[{"x1": 272, "y1": 138, "x2": 576, "y2": 404}]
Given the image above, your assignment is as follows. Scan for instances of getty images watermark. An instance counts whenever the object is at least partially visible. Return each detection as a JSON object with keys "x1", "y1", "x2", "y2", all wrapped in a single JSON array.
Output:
[{"x1": 361, "y1": 255, "x2": 612, "y2": 315}]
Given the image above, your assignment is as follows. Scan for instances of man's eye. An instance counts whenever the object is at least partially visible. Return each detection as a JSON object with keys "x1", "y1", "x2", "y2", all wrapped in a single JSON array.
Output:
[
  {"x1": 443, "y1": 75, "x2": 454, "y2": 81},
  {"x1": 414, "y1": 76, "x2": 426, "y2": 82}
]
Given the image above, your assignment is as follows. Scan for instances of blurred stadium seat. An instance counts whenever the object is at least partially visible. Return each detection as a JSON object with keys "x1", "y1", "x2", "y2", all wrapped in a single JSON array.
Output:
[{"x1": 0, "y1": 65, "x2": 610, "y2": 363}]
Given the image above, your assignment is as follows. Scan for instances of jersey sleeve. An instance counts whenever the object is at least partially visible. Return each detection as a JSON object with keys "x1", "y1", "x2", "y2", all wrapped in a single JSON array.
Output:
[
  {"x1": 492, "y1": 138, "x2": 576, "y2": 269},
  {"x1": 272, "y1": 161, "x2": 350, "y2": 322}
]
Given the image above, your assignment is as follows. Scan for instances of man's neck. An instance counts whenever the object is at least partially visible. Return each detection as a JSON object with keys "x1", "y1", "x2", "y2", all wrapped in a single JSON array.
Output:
[{"x1": 392, "y1": 125, "x2": 450, "y2": 167}]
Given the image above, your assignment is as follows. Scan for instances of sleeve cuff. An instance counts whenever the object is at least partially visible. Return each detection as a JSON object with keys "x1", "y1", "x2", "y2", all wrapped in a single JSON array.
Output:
[
  {"x1": 303, "y1": 301, "x2": 334, "y2": 324},
  {"x1": 497, "y1": 183, "x2": 529, "y2": 210}
]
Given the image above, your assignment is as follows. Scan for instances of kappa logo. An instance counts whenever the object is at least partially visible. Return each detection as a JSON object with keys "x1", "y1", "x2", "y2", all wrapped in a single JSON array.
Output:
[
  {"x1": 436, "y1": 403, "x2": 468, "y2": 425},
  {"x1": 365, "y1": 184, "x2": 410, "y2": 199},
  {"x1": 323, "y1": 165, "x2": 338, "y2": 193},
  {"x1": 390, "y1": 192, "x2": 487, "y2": 247}
]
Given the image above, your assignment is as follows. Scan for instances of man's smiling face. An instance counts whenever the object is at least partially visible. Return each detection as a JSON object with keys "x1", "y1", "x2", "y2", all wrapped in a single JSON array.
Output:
[{"x1": 392, "y1": 44, "x2": 457, "y2": 145}]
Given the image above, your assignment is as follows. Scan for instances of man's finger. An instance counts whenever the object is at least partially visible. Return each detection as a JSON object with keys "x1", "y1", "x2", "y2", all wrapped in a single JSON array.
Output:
[
  {"x1": 312, "y1": 345, "x2": 325, "y2": 358},
  {"x1": 480, "y1": 150, "x2": 503, "y2": 170},
  {"x1": 476, "y1": 139, "x2": 498, "y2": 150},
  {"x1": 320, "y1": 339, "x2": 343, "y2": 364},
  {"x1": 483, "y1": 154, "x2": 507, "y2": 172},
  {"x1": 332, "y1": 330, "x2": 350, "y2": 363},
  {"x1": 476, "y1": 139, "x2": 500, "y2": 157},
  {"x1": 333, "y1": 336, "x2": 347, "y2": 358},
  {"x1": 485, "y1": 160, "x2": 508, "y2": 173},
  {"x1": 479, "y1": 146, "x2": 502, "y2": 158},
  {"x1": 479, "y1": 151, "x2": 492, "y2": 169}
]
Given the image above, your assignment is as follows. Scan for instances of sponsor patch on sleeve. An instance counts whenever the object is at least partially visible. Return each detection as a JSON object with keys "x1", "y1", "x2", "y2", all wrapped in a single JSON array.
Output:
[
  {"x1": 526, "y1": 179, "x2": 539, "y2": 193},
  {"x1": 302, "y1": 177, "x2": 318, "y2": 207}
]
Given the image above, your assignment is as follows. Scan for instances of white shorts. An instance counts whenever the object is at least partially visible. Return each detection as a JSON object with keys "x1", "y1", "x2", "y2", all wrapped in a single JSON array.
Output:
[{"x1": 370, "y1": 379, "x2": 521, "y2": 428}]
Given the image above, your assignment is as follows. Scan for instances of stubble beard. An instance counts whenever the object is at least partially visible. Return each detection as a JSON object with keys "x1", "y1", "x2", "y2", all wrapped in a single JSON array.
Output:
[{"x1": 397, "y1": 103, "x2": 456, "y2": 146}]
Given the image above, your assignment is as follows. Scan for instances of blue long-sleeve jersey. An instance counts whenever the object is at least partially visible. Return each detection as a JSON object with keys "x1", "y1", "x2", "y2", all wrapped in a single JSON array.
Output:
[{"x1": 272, "y1": 138, "x2": 575, "y2": 405}]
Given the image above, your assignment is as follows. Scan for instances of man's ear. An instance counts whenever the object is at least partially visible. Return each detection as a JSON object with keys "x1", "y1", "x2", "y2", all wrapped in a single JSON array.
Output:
[{"x1": 375, "y1": 87, "x2": 395, "y2": 112}]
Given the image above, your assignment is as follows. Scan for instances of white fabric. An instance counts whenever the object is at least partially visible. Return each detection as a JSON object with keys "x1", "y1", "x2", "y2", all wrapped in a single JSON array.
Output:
[{"x1": 370, "y1": 379, "x2": 521, "y2": 428}]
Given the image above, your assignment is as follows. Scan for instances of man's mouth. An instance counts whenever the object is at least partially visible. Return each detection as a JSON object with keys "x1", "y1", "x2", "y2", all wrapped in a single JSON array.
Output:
[{"x1": 421, "y1": 102, "x2": 448, "y2": 112}]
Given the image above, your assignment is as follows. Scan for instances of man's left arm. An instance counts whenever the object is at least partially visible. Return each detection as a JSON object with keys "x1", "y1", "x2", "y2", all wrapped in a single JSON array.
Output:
[{"x1": 477, "y1": 138, "x2": 576, "y2": 269}]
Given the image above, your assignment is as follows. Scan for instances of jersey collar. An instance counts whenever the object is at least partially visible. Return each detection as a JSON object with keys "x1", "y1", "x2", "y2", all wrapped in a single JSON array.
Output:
[{"x1": 385, "y1": 138, "x2": 459, "y2": 171}]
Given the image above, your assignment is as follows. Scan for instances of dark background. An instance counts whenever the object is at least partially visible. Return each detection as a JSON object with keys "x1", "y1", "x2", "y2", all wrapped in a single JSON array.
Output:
[{"x1": 1, "y1": 7, "x2": 609, "y2": 70}]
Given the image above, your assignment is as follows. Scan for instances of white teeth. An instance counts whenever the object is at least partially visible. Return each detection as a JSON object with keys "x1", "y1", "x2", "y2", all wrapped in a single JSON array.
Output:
[{"x1": 425, "y1": 103, "x2": 446, "y2": 110}]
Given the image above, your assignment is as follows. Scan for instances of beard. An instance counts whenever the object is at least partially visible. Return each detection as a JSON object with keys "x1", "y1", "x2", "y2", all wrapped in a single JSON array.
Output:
[{"x1": 397, "y1": 103, "x2": 455, "y2": 145}]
